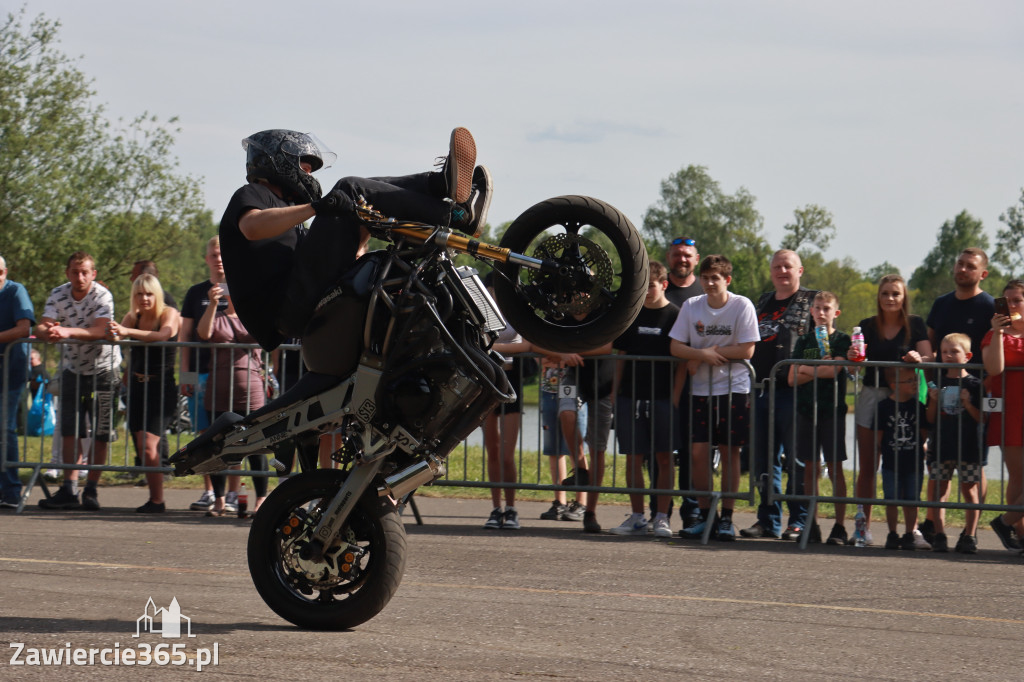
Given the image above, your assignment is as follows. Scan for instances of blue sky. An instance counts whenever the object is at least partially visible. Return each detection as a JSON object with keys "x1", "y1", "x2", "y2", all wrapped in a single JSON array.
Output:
[{"x1": 15, "y1": 0, "x2": 1024, "y2": 277}]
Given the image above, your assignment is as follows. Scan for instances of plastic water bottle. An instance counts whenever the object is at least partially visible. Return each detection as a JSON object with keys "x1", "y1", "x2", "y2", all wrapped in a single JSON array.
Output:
[
  {"x1": 851, "y1": 326, "x2": 866, "y2": 362},
  {"x1": 814, "y1": 325, "x2": 831, "y2": 357},
  {"x1": 853, "y1": 505, "x2": 867, "y2": 547},
  {"x1": 237, "y1": 482, "x2": 249, "y2": 518}
]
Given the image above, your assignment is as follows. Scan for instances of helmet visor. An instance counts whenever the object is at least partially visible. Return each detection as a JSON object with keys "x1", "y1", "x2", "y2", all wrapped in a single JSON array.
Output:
[{"x1": 281, "y1": 133, "x2": 336, "y2": 172}]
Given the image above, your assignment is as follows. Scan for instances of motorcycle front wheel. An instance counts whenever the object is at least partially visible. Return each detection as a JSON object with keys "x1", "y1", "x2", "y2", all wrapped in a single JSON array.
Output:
[
  {"x1": 494, "y1": 195, "x2": 648, "y2": 353},
  {"x1": 247, "y1": 470, "x2": 407, "y2": 630}
]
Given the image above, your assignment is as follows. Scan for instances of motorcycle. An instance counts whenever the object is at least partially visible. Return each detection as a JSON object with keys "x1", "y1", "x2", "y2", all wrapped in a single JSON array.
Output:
[{"x1": 170, "y1": 194, "x2": 649, "y2": 630}]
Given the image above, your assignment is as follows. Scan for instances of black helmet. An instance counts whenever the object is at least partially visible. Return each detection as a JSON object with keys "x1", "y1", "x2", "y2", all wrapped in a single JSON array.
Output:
[{"x1": 242, "y1": 130, "x2": 336, "y2": 203}]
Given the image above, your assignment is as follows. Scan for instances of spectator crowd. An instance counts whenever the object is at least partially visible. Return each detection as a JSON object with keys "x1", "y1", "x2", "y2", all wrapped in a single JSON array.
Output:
[{"x1": 2, "y1": 241, "x2": 1023, "y2": 559}]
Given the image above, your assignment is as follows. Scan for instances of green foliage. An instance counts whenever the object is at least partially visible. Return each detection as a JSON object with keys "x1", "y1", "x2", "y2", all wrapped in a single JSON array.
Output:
[
  {"x1": 780, "y1": 204, "x2": 836, "y2": 253},
  {"x1": 642, "y1": 165, "x2": 771, "y2": 299},
  {"x1": 909, "y1": 210, "x2": 990, "y2": 304},
  {"x1": 864, "y1": 261, "x2": 901, "y2": 283},
  {"x1": 995, "y1": 188, "x2": 1024, "y2": 278},
  {"x1": 798, "y1": 253, "x2": 867, "y2": 332},
  {"x1": 0, "y1": 10, "x2": 214, "y2": 313}
]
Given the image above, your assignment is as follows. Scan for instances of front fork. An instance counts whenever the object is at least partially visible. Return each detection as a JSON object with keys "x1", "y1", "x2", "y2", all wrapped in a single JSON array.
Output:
[{"x1": 304, "y1": 458, "x2": 384, "y2": 562}]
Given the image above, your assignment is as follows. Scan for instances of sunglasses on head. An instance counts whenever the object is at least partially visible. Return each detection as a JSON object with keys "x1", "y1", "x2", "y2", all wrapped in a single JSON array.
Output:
[{"x1": 671, "y1": 237, "x2": 696, "y2": 247}]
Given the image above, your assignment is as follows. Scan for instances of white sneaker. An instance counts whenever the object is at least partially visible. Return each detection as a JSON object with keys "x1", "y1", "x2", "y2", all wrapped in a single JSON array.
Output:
[
  {"x1": 189, "y1": 490, "x2": 215, "y2": 511},
  {"x1": 223, "y1": 491, "x2": 239, "y2": 513},
  {"x1": 608, "y1": 513, "x2": 648, "y2": 536},
  {"x1": 863, "y1": 529, "x2": 874, "y2": 546},
  {"x1": 912, "y1": 529, "x2": 932, "y2": 550},
  {"x1": 653, "y1": 516, "x2": 673, "y2": 538}
]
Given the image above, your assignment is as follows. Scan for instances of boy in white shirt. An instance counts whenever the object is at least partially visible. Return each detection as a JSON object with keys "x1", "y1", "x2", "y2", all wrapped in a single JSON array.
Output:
[{"x1": 669, "y1": 255, "x2": 758, "y2": 540}]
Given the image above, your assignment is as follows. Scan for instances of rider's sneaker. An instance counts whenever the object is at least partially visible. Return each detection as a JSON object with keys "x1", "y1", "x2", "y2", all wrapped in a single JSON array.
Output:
[
  {"x1": 540, "y1": 500, "x2": 566, "y2": 520},
  {"x1": 501, "y1": 507, "x2": 520, "y2": 530},
  {"x1": 608, "y1": 512, "x2": 648, "y2": 536},
  {"x1": 190, "y1": 490, "x2": 215, "y2": 511},
  {"x1": 484, "y1": 507, "x2": 503, "y2": 530},
  {"x1": 462, "y1": 165, "x2": 492, "y2": 237},
  {"x1": 441, "y1": 127, "x2": 476, "y2": 203}
]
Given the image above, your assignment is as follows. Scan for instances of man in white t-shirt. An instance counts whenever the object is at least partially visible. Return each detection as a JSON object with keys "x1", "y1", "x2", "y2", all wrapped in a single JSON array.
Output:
[
  {"x1": 36, "y1": 252, "x2": 121, "y2": 511},
  {"x1": 669, "y1": 254, "x2": 758, "y2": 541}
]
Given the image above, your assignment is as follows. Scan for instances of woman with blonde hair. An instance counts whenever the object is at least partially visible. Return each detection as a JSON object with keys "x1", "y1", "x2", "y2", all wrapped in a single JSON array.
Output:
[
  {"x1": 846, "y1": 274, "x2": 932, "y2": 545},
  {"x1": 108, "y1": 274, "x2": 180, "y2": 513}
]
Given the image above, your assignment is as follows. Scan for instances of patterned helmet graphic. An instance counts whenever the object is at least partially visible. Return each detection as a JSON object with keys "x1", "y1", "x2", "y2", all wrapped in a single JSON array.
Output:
[{"x1": 242, "y1": 130, "x2": 336, "y2": 203}]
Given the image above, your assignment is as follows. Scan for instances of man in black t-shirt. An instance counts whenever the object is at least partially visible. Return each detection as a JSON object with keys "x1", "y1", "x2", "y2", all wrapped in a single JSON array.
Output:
[
  {"x1": 921, "y1": 247, "x2": 994, "y2": 541},
  {"x1": 665, "y1": 237, "x2": 703, "y2": 307},
  {"x1": 219, "y1": 128, "x2": 489, "y2": 357}
]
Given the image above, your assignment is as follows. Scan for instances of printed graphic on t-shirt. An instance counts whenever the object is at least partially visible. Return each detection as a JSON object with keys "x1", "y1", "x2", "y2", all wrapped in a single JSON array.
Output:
[
  {"x1": 886, "y1": 410, "x2": 918, "y2": 455},
  {"x1": 694, "y1": 320, "x2": 735, "y2": 337}
]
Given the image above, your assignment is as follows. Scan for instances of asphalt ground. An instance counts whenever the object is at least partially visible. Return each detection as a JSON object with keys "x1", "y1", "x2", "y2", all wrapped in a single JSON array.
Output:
[{"x1": 2, "y1": 486, "x2": 1023, "y2": 681}]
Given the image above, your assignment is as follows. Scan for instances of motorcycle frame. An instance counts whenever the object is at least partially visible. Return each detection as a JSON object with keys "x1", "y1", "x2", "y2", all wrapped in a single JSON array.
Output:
[{"x1": 192, "y1": 220, "x2": 536, "y2": 554}]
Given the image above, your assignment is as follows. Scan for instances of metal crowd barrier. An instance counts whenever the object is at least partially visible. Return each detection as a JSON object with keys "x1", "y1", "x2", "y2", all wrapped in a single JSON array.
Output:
[{"x1": 6, "y1": 338, "x2": 1022, "y2": 542}]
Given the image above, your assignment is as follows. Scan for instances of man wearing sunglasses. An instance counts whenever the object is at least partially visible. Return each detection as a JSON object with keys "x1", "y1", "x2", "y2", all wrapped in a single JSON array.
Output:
[
  {"x1": 665, "y1": 237, "x2": 703, "y2": 307},
  {"x1": 666, "y1": 237, "x2": 703, "y2": 529}
]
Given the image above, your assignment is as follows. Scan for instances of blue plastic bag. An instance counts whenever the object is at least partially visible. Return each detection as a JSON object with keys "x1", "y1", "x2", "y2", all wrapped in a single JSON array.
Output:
[{"x1": 27, "y1": 382, "x2": 55, "y2": 437}]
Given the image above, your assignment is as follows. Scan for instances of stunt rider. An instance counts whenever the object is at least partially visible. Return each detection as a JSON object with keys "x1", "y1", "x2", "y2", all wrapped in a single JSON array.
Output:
[{"x1": 218, "y1": 127, "x2": 492, "y2": 364}]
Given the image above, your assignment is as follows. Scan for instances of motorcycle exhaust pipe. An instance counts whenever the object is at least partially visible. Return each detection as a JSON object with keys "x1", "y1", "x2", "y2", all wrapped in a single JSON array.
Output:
[{"x1": 378, "y1": 455, "x2": 445, "y2": 499}]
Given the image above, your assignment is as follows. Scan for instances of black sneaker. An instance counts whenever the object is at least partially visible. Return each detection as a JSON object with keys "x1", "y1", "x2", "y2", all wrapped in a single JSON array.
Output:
[
  {"x1": 808, "y1": 523, "x2": 822, "y2": 544},
  {"x1": 955, "y1": 532, "x2": 978, "y2": 554},
  {"x1": 583, "y1": 512, "x2": 602, "y2": 534},
  {"x1": 990, "y1": 515, "x2": 1022, "y2": 551},
  {"x1": 560, "y1": 500, "x2": 585, "y2": 522},
  {"x1": 884, "y1": 531, "x2": 901, "y2": 550},
  {"x1": 501, "y1": 507, "x2": 521, "y2": 530},
  {"x1": 461, "y1": 165, "x2": 492, "y2": 237},
  {"x1": 136, "y1": 500, "x2": 166, "y2": 514},
  {"x1": 826, "y1": 524, "x2": 848, "y2": 546},
  {"x1": 442, "y1": 127, "x2": 476, "y2": 203},
  {"x1": 82, "y1": 487, "x2": 100, "y2": 511},
  {"x1": 918, "y1": 518, "x2": 936, "y2": 544},
  {"x1": 540, "y1": 500, "x2": 566, "y2": 520},
  {"x1": 932, "y1": 532, "x2": 949, "y2": 553},
  {"x1": 780, "y1": 525, "x2": 803, "y2": 541},
  {"x1": 38, "y1": 487, "x2": 80, "y2": 510},
  {"x1": 900, "y1": 532, "x2": 916, "y2": 551},
  {"x1": 484, "y1": 507, "x2": 504, "y2": 529},
  {"x1": 739, "y1": 523, "x2": 780, "y2": 539}
]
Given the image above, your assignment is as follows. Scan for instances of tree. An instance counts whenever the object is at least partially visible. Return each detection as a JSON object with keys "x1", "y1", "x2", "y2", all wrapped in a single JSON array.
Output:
[
  {"x1": 0, "y1": 10, "x2": 213, "y2": 311},
  {"x1": 909, "y1": 210, "x2": 990, "y2": 305},
  {"x1": 995, "y1": 188, "x2": 1024, "y2": 278},
  {"x1": 642, "y1": 165, "x2": 770, "y2": 299},
  {"x1": 780, "y1": 204, "x2": 836, "y2": 253},
  {"x1": 865, "y1": 261, "x2": 901, "y2": 283},
  {"x1": 799, "y1": 253, "x2": 864, "y2": 330}
]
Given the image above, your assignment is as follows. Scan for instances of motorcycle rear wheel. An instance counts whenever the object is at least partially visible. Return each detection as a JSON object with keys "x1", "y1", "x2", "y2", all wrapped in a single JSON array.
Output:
[
  {"x1": 495, "y1": 195, "x2": 648, "y2": 353},
  {"x1": 247, "y1": 470, "x2": 407, "y2": 630}
]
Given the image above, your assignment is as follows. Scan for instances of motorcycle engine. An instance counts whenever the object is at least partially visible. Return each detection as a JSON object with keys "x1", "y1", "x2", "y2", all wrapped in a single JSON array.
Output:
[{"x1": 377, "y1": 289, "x2": 505, "y2": 455}]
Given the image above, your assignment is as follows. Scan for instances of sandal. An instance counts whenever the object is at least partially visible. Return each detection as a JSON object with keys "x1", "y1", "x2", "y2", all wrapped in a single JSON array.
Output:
[{"x1": 205, "y1": 508, "x2": 225, "y2": 517}]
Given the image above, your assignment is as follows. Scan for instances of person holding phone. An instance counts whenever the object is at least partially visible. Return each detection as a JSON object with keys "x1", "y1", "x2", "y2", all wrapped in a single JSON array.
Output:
[{"x1": 982, "y1": 279, "x2": 1024, "y2": 551}]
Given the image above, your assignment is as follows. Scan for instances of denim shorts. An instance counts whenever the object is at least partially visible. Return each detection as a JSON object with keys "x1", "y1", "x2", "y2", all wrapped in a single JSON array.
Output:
[
  {"x1": 540, "y1": 390, "x2": 588, "y2": 456},
  {"x1": 881, "y1": 467, "x2": 923, "y2": 502}
]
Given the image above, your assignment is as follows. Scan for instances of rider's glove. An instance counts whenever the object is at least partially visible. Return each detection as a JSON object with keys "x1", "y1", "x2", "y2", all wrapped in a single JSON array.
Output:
[{"x1": 311, "y1": 189, "x2": 354, "y2": 218}]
